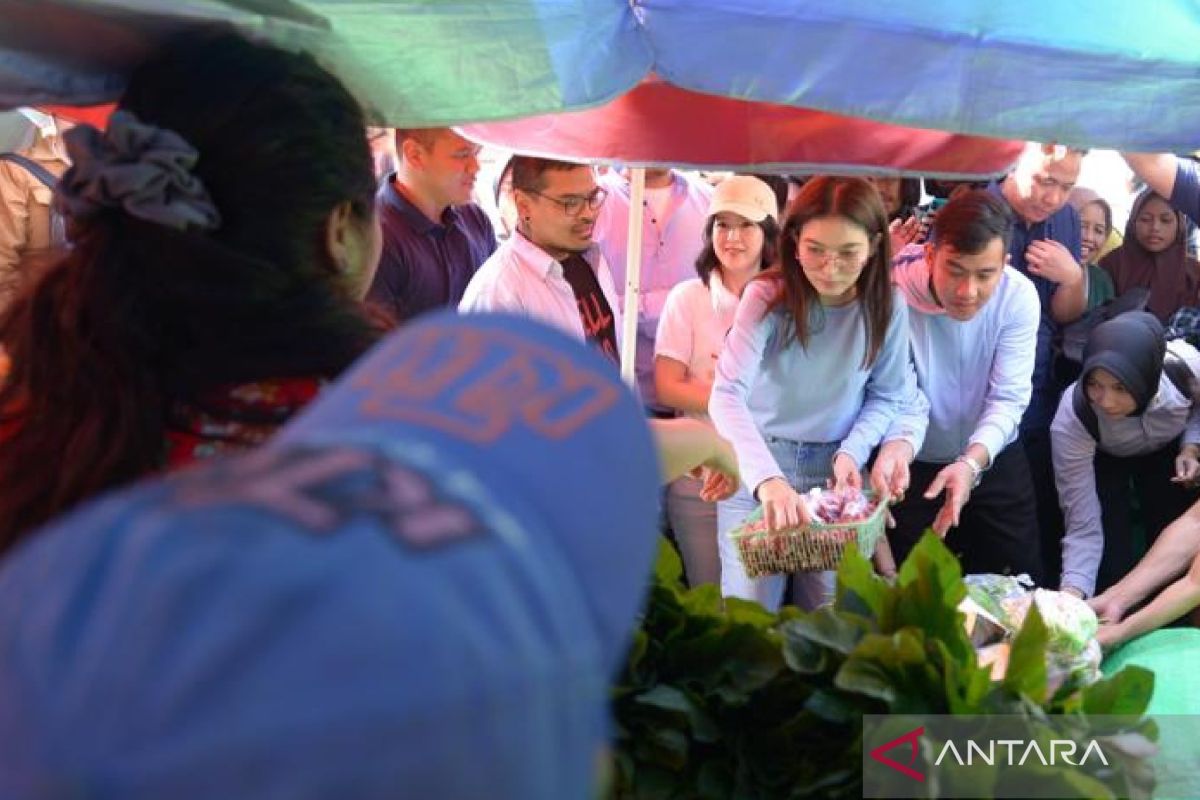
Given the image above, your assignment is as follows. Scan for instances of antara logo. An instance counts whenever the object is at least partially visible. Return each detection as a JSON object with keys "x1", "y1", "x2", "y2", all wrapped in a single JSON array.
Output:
[
  {"x1": 870, "y1": 726, "x2": 1110, "y2": 781},
  {"x1": 870, "y1": 726, "x2": 925, "y2": 782},
  {"x1": 934, "y1": 738, "x2": 1109, "y2": 768}
]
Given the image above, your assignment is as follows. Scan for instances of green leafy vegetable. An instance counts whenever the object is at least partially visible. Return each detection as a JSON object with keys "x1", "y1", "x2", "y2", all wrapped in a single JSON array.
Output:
[{"x1": 608, "y1": 533, "x2": 1155, "y2": 799}]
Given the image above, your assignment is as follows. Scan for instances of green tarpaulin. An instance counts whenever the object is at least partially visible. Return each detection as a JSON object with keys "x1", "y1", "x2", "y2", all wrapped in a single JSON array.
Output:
[{"x1": 1103, "y1": 629, "x2": 1200, "y2": 800}]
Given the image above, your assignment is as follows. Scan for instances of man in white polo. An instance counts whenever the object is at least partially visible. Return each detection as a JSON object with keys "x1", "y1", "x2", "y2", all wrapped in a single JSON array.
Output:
[{"x1": 872, "y1": 190, "x2": 1044, "y2": 580}]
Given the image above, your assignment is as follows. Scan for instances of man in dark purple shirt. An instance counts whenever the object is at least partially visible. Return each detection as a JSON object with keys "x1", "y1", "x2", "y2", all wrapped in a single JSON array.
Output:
[{"x1": 367, "y1": 128, "x2": 496, "y2": 323}]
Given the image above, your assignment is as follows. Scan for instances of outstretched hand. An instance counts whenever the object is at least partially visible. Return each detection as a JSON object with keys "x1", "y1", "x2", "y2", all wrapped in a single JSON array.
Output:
[{"x1": 924, "y1": 461, "x2": 974, "y2": 537}]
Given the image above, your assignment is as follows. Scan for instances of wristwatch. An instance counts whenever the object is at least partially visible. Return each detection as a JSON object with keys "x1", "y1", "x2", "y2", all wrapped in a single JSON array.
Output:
[{"x1": 954, "y1": 454, "x2": 984, "y2": 489}]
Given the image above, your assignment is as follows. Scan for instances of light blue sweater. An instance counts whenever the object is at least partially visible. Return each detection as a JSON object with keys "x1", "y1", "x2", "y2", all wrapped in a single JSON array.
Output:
[
  {"x1": 709, "y1": 277, "x2": 927, "y2": 493},
  {"x1": 887, "y1": 247, "x2": 1040, "y2": 464}
]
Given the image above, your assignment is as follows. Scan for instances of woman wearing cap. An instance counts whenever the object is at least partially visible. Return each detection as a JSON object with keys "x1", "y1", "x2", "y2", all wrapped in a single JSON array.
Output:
[
  {"x1": 708, "y1": 176, "x2": 925, "y2": 610},
  {"x1": 1051, "y1": 312, "x2": 1200, "y2": 600},
  {"x1": 654, "y1": 176, "x2": 780, "y2": 587}
]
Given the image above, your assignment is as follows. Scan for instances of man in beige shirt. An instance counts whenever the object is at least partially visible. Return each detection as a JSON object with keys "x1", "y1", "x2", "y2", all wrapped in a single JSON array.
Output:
[{"x1": 0, "y1": 113, "x2": 71, "y2": 312}]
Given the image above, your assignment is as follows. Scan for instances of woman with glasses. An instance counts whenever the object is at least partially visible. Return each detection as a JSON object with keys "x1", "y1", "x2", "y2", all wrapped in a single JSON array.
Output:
[
  {"x1": 709, "y1": 176, "x2": 925, "y2": 610},
  {"x1": 653, "y1": 176, "x2": 780, "y2": 588}
]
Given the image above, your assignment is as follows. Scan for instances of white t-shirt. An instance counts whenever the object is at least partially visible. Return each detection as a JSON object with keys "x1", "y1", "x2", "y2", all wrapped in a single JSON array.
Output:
[{"x1": 654, "y1": 273, "x2": 741, "y2": 422}]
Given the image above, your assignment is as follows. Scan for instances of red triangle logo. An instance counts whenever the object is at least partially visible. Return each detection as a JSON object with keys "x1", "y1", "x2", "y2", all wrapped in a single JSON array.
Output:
[{"x1": 869, "y1": 725, "x2": 925, "y2": 782}]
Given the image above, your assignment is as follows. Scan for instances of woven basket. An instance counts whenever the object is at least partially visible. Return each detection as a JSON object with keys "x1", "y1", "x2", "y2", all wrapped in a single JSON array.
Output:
[{"x1": 729, "y1": 493, "x2": 888, "y2": 576}]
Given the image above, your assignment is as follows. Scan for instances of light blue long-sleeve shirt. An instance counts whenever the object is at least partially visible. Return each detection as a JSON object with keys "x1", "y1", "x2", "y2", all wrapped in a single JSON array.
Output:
[
  {"x1": 887, "y1": 247, "x2": 1040, "y2": 464},
  {"x1": 1051, "y1": 339, "x2": 1200, "y2": 596},
  {"x1": 709, "y1": 277, "x2": 927, "y2": 494}
]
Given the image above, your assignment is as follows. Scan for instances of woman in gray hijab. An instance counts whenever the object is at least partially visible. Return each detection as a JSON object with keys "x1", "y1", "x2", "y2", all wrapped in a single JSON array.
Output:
[{"x1": 1052, "y1": 311, "x2": 1200, "y2": 600}]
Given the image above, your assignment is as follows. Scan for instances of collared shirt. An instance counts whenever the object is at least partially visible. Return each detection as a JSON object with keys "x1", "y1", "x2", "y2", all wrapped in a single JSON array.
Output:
[
  {"x1": 458, "y1": 231, "x2": 623, "y2": 358},
  {"x1": 708, "y1": 279, "x2": 927, "y2": 494},
  {"x1": 593, "y1": 171, "x2": 713, "y2": 410},
  {"x1": 367, "y1": 175, "x2": 496, "y2": 322},
  {"x1": 888, "y1": 247, "x2": 1040, "y2": 464},
  {"x1": 988, "y1": 182, "x2": 1082, "y2": 432},
  {"x1": 1051, "y1": 340, "x2": 1200, "y2": 596},
  {"x1": 654, "y1": 272, "x2": 741, "y2": 423}
]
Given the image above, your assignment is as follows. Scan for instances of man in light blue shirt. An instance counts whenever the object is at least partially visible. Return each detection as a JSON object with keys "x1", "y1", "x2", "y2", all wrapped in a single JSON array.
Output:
[
  {"x1": 874, "y1": 191, "x2": 1044, "y2": 581},
  {"x1": 593, "y1": 168, "x2": 712, "y2": 415}
]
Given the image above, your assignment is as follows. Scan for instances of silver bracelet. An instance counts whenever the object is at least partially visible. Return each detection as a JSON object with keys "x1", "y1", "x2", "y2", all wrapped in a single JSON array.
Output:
[{"x1": 954, "y1": 454, "x2": 984, "y2": 489}]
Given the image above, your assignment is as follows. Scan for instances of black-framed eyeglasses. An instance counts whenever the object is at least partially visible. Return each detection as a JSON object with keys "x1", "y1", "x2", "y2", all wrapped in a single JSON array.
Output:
[{"x1": 525, "y1": 187, "x2": 608, "y2": 217}]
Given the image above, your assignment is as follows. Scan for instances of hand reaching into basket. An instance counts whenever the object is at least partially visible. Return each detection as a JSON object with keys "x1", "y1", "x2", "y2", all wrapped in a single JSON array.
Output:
[
  {"x1": 756, "y1": 477, "x2": 813, "y2": 532},
  {"x1": 831, "y1": 452, "x2": 862, "y2": 492}
]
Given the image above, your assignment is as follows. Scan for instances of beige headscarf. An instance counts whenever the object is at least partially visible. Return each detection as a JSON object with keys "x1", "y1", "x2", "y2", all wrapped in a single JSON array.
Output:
[{"x1": 1068, "y1": 186, "x2": 1121, "y2": 263}]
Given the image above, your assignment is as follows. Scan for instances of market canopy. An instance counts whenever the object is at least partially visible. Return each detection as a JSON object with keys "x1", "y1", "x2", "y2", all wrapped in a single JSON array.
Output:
[
  {"x1": 459, "y1": 79, "x2": 1024, "y2": 176},
  {"x1": 2, "y1": 0, "x2": 1200, "y2": 157}
]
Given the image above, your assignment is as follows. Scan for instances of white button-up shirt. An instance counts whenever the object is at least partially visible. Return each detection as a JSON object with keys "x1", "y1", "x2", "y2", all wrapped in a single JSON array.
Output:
[{"x1": 459, "y1": 231, "x2": 623, "y2": 352}]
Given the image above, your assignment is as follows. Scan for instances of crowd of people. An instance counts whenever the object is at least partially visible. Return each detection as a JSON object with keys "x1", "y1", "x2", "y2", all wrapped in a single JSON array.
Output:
[{"x1": 1, "y1": 26, "x2": 1200, "y2": 797}]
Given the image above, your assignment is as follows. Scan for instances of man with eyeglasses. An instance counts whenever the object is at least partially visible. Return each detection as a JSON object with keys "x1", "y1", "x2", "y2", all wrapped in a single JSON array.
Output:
[
  {"x1": 367, "y1": 128, "x2": 496, "y2": 323},
  {"x1": 593, "y1": 168, "x2": 713, "y2": 416},
  {"x1": 991, "y1": 142, "x2": 1088, "y2": 585},
  {"x1": 460, "y1": 156, "x2": 621, "y2": 365}
]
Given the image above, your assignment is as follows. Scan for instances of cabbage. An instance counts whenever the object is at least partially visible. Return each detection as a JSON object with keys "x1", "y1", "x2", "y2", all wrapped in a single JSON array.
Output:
[{"x1": 1032, "y1": 588, "x2": 1099, "y2": 655}]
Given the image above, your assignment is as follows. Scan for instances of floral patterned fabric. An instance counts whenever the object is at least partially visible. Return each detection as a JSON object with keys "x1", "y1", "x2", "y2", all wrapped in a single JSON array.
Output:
[{"x1": 164, "y1": 377, "x2": 324, "y2": 469}]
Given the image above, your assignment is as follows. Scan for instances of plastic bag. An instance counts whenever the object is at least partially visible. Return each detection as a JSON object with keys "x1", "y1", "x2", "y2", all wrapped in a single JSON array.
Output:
[
  {"x1": 964, "y1": 573, "x2": 1033, "y2": 622},
  {"x1": 961, "y1": 575, "x2": 1101, "y2": 689}
]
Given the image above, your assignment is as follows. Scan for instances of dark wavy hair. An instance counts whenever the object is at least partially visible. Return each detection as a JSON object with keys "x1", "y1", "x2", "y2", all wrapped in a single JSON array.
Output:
[
  {"x1": 0, "y1": 31, "x2": 380, "y2": 553},
  {"x1": 764, "y1": 176, "x2": 893, "y2": 368},
  {"x1": 694, "y1": 215, "x2": 781, "y2": 285},
  {"x1": 931, "y1": 190, "x2": 1015, "y2": 255}
]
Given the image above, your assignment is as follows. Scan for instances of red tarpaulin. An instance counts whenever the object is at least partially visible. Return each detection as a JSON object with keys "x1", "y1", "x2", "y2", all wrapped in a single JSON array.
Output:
[
  {"x1": 462, "y1": 80, "x2": 1025, "y2": 178},
  {"x1": 39, "y1": 103, "x2": 113, "y2": 129}
]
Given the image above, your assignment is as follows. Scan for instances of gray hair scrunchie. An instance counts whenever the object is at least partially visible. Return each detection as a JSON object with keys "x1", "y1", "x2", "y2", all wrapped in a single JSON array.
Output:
[{"x1": 56, "y1": 110, "x2": 221, "y2": 232}]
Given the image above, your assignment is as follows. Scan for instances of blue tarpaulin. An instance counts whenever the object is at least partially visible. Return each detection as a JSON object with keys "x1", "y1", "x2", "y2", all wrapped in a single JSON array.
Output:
[{"x1": 0, "y1": 1, "x2": 1198, "y2": 151}]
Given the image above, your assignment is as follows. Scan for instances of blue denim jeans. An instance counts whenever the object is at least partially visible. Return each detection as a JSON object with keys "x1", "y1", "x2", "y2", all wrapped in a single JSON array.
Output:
[{"x1": 717, "y1": 438, "x2": 838, "y2": 611}]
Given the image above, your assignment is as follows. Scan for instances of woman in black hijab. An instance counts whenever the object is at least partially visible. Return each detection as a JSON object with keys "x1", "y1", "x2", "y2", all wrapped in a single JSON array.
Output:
[{"x1": 1051, "y1": 312, "x2": 1200, "y2": 599}]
